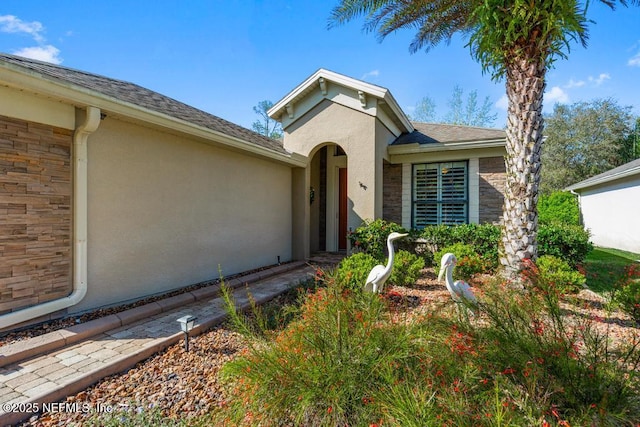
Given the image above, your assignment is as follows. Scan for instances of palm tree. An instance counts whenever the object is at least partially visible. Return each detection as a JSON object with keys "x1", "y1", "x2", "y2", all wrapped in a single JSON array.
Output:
[{"x1": 329, "y1": 0, "x2": 638, "y2": 278}]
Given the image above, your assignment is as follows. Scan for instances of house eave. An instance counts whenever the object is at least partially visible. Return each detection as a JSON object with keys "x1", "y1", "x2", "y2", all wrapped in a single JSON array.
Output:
[
  {"x1": 0, "y1": 62, "x2": 305, "y2": 168},
  {"x1": 565, "y1": 166, "x2": 640, "y2": 192},
  {"x1": 388, "y1": 139, "x2": 506, "y2": 155}
]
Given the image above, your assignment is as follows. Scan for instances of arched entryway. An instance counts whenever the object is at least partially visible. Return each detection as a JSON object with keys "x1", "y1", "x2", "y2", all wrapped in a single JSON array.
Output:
[{"x1": 309, "y1": 143, "x2": 348, "y2": 253}]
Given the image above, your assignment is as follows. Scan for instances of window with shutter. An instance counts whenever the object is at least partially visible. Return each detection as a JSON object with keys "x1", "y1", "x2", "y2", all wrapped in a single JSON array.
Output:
[{"x1": 412, "y1": 161, "x2": 468, "y2": 228}]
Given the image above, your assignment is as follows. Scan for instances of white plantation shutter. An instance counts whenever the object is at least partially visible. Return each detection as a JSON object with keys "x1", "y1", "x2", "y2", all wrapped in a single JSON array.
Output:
[{"x1": 413, "y1": 162, "x2": 468, "y2": 227}]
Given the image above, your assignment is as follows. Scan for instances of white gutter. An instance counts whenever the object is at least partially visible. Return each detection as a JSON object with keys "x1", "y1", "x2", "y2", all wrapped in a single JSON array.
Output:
[{"x1": 0, "y1": 106, "x2": 100, "y2": 329}]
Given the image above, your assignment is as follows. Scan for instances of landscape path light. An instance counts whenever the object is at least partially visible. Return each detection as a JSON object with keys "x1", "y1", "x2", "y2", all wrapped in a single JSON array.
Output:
[{"x1": 177, "y1": 315, "x2": 196, "y2": 352}]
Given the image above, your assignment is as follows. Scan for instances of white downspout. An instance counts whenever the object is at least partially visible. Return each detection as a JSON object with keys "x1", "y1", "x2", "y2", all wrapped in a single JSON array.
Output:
[{"x1": 0, "y1": 106, "x2": 101, "y2": 329}]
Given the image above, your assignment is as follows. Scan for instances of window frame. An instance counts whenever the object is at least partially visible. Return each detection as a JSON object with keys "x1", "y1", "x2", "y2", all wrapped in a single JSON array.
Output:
[{"x1": 411, "y1": 161, "x2": 469, "y2": 228}]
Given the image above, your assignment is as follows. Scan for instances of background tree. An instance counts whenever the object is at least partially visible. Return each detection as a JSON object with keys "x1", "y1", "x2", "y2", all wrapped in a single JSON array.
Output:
[
  {"x1": 622, "y1": 117, "x2": 640, "y2": 162},
  {"x1": 443, "y1": 85, "x2": 497, "y2": 126},
  {"x1": 411, "y1": 95, "x2": 437, "y2": 122},
  {"x1": 411, "y1": 85, "x2": 497, "y2": 127},
  {"x1": 541, "y1": 99, "x2": 636, "y2": 193},
  {"x1": 251, "y1": 100, "x2": 283, "y2": 140},
  {"x1": 329, "y1": 0, "x2": 638, "y2": 277}
]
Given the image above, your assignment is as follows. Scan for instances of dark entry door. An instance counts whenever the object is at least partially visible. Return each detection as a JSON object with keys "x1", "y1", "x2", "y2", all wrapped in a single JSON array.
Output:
[{"x1": 338, "y1": 168, "x2": 347, "y2": 250}]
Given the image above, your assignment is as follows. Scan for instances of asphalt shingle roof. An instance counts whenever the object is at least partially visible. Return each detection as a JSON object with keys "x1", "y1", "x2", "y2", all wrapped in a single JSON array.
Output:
[
  {"x1": 393, "y1": 122, "x2": 506, "y2": 145},
  {"x1": 0, "y1": 53, "x2": 287, "y2": 154}
]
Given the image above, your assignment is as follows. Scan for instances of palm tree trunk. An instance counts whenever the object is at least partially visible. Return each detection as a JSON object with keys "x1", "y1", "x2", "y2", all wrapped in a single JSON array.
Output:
[{"x1": 500, "y1": 55, "x2": 546, "y2": 278}]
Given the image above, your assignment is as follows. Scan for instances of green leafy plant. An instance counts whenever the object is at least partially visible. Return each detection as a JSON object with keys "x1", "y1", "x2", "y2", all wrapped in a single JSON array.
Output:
[
  {"x1": 348, "y1": 219, "x2": 408, "y2": 261},
  {"x1": 538, "y1": 223, "x2": 593, "y2": 267},
  {"x1": 421, "y1": 223, "x2": 501, "y2": 271},
  {"x1": 434, "y1": 242, "x2": 488, "y2": 279},
  {"x1": 535, "y1": 255, "x2": 586, "y2": 294},
  {"x1": 334, "y1": 252, "x2": 378, "y2": 292},
  {"x1": 421, "y1": 222, "x2": 592, "y2": 270},
  {"x1": 613, "y1": 264, "x2": 640, "y2": 322},
  {"x1": 538, "y1": 191, "x2": 580, "y2": 226},
  {"x1": 389, "y1": 250, "x2": 425, "y2": 287}
]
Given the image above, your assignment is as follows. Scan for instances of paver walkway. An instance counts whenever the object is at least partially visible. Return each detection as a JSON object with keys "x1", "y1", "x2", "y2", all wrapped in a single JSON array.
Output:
[{"x1": 0, "y1": 255, "x2": 341, "y2": 426}]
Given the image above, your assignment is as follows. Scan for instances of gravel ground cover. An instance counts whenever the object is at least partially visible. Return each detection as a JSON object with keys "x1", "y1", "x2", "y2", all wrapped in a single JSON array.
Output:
[{"x1": 17, "y1": 267, "x2": 640, "y2": 426}]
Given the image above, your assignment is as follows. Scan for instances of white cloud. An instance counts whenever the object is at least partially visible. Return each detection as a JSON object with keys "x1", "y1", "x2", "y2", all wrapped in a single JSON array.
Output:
[
  {"x1": 361, "y1": 70, "x2": 379, "y2": 80},
  {"x1": 564, "y1": 78, "x2": 585, "y2": 89},
  {"x1": 628, "y1": 52, "x2": 640, "y2": 67},
  {"x1": 13, "y1": 45, "x2": 62, "y2": 64},
  {"x1": 588, "y1": 73, "x2": 610, "y2": 86},
  {"x1": 0, "y1": 15, "x2": 45, "y2": 42},
  {"x1": 0, "y1": 14, "x2": 62, "y2": 64},
  {"x1": 495, "y1": 94, "x2": 508, "y2": 111},
  {"x1": 545, "y1": 86, "x2": 569, "y2": 105}
]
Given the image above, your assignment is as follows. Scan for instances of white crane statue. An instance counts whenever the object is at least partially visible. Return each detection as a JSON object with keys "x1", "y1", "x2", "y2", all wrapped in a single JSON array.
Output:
[
  {"x1": 438, "y1": 253, "x2": 477, "y2": 306},
  {"x1": 364, "y1": 232, "x2": 408, "y2": 293}
]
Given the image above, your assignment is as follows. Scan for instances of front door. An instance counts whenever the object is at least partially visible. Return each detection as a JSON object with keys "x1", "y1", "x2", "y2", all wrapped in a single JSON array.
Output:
[{"x1": 338, "y1": 168, "x2": 348, "y2": 250}]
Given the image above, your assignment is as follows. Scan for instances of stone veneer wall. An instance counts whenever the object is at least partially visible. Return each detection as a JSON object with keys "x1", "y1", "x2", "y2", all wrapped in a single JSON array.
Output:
[
  {"x1": 383, "y1": 161, "x2": 402, "y2": 224},
  {"x1": 0, "y1": 115, "x2": 73, "y2": 314},
  {"x1": 479, "y1": 156, "x2": 506, "y2": 224}
]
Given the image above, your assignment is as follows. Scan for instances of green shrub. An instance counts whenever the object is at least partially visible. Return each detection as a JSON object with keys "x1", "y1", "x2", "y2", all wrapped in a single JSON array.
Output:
[
  {"x1": 538, "y1": 191, "x2": 580, "y2": 226},
  {"x1": 421, "y1": 223, "x2": 500, "y2": 271},
  {"x1": 334, "y1": 252, "x2": 378, "y2": 292},
  {"x1": 536, "y1": 255, "x2": 586, "y2": 294},
  {"x1": 613, "y1": 264, "x2": 640, "y2": 322},
  {"x1": 434, "y1": 242, "x2": 488, "y2": 279},
  {"x1": 538, "y1": 223, "x2": 593, "y2": 267},
  {"x1": 353, "y1": 220, "x2": 592, "y2": 272},
  {"x1": 420, "y1": 224, "x2": 455, "y2": 251},
  {"x1": 389, "y1": 250, "x2": 425, "y2": 287},
  {"x1": 348, "y1": 219, "x2": 408, "y2": 261}
]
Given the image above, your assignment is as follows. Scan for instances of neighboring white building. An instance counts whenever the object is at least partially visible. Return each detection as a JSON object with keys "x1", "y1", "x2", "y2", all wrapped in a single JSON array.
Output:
[{"x1": 566, "y1": 158, "x2": 640, "y2": 254}]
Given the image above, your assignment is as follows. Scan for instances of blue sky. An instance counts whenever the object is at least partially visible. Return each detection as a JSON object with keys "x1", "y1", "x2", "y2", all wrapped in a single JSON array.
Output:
[{"x1": 1, "y1": 1, "x2": 639, "y2": 129}]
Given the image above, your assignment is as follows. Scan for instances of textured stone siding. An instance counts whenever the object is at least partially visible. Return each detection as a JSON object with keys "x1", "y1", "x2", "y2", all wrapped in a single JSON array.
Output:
[
  {"x1": 0, "y1": 115, "x2": 73, "y2": 314},
  {"x1": 479, "y1": 156, "x2": 506, "y2": 224},
  {"x1": 383, "y1": 161, "x2": 402, "y2": 224}
]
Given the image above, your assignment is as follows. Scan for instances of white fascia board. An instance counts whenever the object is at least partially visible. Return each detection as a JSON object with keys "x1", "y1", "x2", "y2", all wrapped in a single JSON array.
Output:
[
  {"x1": 0, "y1": 64, "x2": 305, "y2": 168},
  {"x1": 380, "y1": 92, "x2": 413, "y2": 133},
  {"x1": 388, "y1": 139, "x2": 506, "y2": 155},
  {"x1": 566, "y1": 165, "x2": 640, "y2": 192}
]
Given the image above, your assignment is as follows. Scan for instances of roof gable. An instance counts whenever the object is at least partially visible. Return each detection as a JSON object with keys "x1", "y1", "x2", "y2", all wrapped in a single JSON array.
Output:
[
  {"x1": 268, "y1": 69, "x2": 413, "y2": 136},
  {"x1": 0, "y1": 53, "x2": 287, "y2": 155}
]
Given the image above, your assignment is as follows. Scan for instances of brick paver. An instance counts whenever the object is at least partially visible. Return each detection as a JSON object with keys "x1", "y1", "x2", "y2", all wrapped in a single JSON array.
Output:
[{"x1": 0, "y1": 259, "x2": 336, "y2": 426}]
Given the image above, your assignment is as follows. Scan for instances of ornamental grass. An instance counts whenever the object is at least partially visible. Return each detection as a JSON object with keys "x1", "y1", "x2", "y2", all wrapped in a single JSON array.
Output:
[{"x1": 216, "y1": 263, "x2": 640, "y2": 426}]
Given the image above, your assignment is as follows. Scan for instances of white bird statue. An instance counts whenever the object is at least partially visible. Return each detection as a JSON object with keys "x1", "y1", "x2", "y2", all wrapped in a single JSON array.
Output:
[
  {"x1": 438, "y1": 253, "x2": 477, "y2": 305},
  {"x1": 364, "y1": 232, "x2": 408, "y2": 293}
]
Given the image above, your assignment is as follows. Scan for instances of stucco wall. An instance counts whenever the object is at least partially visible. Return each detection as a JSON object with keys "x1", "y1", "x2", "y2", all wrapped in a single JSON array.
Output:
[
  {"x1": 284, "y1": 100, "x2": 377, "y2": 230},
  {"x1": 75, "y1": 117, "x2": 293, "y2": 312},
  {"x1": 0, "y1": 115, "x2": 73, "y2": 314},
  {"x1": 578, "y1": 175, "x2": 640, "y2": 254}
]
